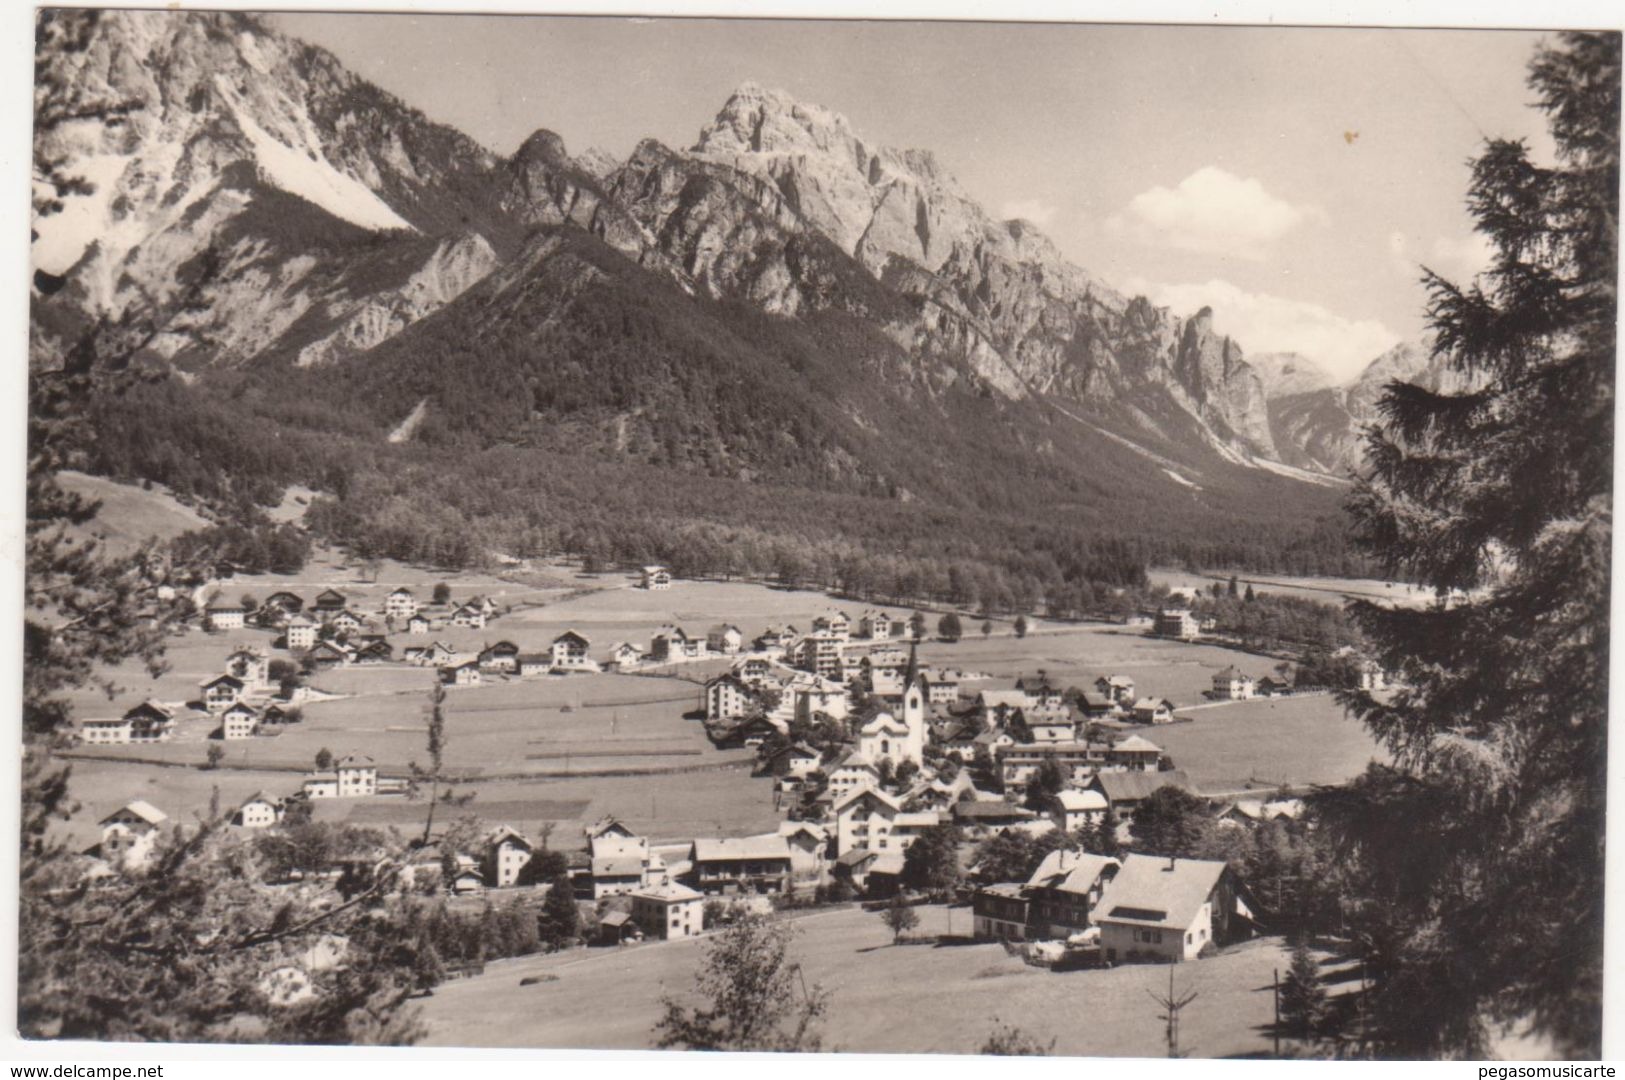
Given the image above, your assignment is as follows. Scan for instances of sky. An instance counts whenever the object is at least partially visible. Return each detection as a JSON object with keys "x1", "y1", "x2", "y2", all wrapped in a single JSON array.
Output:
[{"x1": 272, "y1": 13, "x2": 1558, "y2": 383}]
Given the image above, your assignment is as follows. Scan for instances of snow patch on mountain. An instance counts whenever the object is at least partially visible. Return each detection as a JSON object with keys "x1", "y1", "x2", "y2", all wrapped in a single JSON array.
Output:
[
  {"x1": 32, "y1": 149, "x2": 134, "y2": 276},
  {"x1": 215, "y1": 75, "x2": 414, "y2": 234}
]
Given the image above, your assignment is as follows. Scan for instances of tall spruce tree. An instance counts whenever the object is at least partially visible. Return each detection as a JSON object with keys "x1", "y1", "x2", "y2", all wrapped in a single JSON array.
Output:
[{"x1": 1326, "y1": 31, "x2": 1616, "y2": 1058}]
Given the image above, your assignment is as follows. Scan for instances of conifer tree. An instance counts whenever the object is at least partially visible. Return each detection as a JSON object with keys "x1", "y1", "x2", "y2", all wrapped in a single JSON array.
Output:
[{"x1": 1326, "y1": 31, "x2": 1616, "y2": 1058}]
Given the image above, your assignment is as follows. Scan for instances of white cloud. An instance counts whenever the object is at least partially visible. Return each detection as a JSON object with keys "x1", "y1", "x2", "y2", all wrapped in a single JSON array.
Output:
[
  {"x1": 1106, "y1": 166, "x2": 1322, "y2": 260},
  {"x1": 999, "y1": 198, "x2": 1058, "y2": 227},
  {"x1": 1388, "y1": 231, "x2": 1494, "y2": 282},
  {"x1": 1128, "y1": 277, "x2": 1400, "y2": 384},
  {"x1": 1429, "y1": 233, "x2": 1495, "y2": 280}
]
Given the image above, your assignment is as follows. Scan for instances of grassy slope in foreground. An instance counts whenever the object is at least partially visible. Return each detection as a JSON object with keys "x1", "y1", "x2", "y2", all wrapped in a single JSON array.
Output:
[{"x1": 417, "y1": 903, "x2": 1292, "y2": 1056}]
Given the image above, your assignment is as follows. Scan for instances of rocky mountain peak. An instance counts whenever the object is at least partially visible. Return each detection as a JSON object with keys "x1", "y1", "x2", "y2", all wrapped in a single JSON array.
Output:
[{"x1": 513, "y1": 128, "x2": 571, "y2": 168}]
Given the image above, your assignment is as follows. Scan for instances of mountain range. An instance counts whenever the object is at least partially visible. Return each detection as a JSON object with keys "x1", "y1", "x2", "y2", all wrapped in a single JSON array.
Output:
[{"x1": 29, "y1": 10, "x2": 1440, "y2": 575}]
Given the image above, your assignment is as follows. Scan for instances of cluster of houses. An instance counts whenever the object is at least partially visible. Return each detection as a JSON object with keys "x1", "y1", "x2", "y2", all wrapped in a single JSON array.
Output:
[{"x1": 79, "y1": 642, "x2": 309, "y2": 745}]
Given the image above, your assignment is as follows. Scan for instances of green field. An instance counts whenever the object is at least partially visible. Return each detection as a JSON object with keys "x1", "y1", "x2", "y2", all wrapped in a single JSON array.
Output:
[
  {"x1": 1140, "y1": 695, "x2": 1384, "y2": 793},
  {"x1": 1149, "y1": 567, "x2": 1436, "y2": 610},
  {"x1": 417, "y1": 903, "x2": 1292, "y2": 1057},
  {"x1": 57, "y1": 470, "x2": 209, "y2": 558}
]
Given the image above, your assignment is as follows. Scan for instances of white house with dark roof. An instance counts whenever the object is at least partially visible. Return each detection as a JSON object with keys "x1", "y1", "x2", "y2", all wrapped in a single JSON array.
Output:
[
  {"x1": 1211, "y1": 666, "x2": 1256, "y2": 700},
  {"x1": 99, "y1": 801, "x2": 169, "y2": 870},
  {"x1": 1024, "y1": 850, "x2": 1122, "y2": 940},
  {"x1": 284, "y1": 616, "x2": 319, "y2": 651},
  {"x1": 706, "y1": 624, "x2": 744, "y2": 655},
  {"x1": 221, "y1": 701, "x2": 259, "y2": 740},
  {"x1": 631, "y1": 881, "x2": 705, "y2": 939},
  {"x1": 336, "y1": 754, "x2": 378, "y2": 797},
  {"x1": 80, "y1": 716, "x2": 133, "y2": 745},
  {"x1": 1130, "y1": 697, "x2": 1177, "y2": 724},
  {"x1": 484, "y1": 825, "x2": 533, "y2": 887},
  {"x1": 124, "y1": 700, "x2": 175, "y2": 742},
  {"x1": 235, "y1": 793, "x2": 284, "y2": 829},
  {"x1": 200, "y1": 673, "x2": 246, "y2": 713},
  {"x1": 204, "y1": 601, "x2": 245, "y2": 631},
  {"x1": 450, "y1": 603, "x2": 486, "y2": 629},
  {"x1": 550, "y1": 630, "x2": 596, "y2": 672},
  {"x1": 1094, "y1": 854, "x2": 1257, "y2": 963},
  {"x1": 385, "y1": 588, "x2": 418, "y2": 619},
  {"x1": 224, "y1": 645, "x2": 270, "y2": 690},
  {"x1": 1052, "y1": 788, "x2": 1111, "y2": 833},
  {"x1": 857, "y1": 609, "x2": 893, "y2": 641},
  {"x1": 640, "y1": 565, "x2": 672, "y2": 590}
]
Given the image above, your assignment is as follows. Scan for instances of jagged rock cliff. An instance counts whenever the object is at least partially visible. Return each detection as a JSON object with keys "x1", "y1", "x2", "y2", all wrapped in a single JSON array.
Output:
[{"x1": 33, "y1": 13, "x2": 1312, "y2": 477}]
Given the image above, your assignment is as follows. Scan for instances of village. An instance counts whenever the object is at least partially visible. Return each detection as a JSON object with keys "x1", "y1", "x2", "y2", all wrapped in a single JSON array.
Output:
[{"x1": 64, "y1": 550, "x2": 1394, "y2": 1006}]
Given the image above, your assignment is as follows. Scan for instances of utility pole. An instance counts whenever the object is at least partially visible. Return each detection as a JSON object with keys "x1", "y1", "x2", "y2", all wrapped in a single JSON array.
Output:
[{"x1": 1148, "y1": 965, "x2": 1199, "y2": 1058}]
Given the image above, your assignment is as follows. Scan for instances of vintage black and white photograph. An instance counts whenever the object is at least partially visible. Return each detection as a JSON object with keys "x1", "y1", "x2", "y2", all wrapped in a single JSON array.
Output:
[{"x1": 14, "y1": 2, "x2": 1618, "y2": 1062}]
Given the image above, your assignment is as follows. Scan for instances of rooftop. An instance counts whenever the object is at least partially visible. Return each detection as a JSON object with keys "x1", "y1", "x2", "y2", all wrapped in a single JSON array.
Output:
[{"x1": 1095, "y1": 853, "x2": 1229, "y2": 931}]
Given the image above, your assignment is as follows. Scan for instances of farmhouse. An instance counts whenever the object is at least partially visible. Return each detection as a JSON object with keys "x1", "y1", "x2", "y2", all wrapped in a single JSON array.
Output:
[
  {"x1": 857, "y1": 609, "x2": 893, "y2": 640},
  {"x1": 235, "y1": 793, "x2": 283, "y2": 829},
  {"x1": 225, "y1": 646, "x2": 271, "y2": 689},
  {"x1": 550, "y1": 630, "x2": 595, "y2": 671},
  {"x1": 1130, "y1": 697, "x2": 1177, "y2": 724},
  {"x1": 517, "y1": 654, "x2": 551, "y2": 677},
  {"x1": 200, "y1": 674, "x2": 246, "y2": 713},
  {"x1": 328, "y1": 609, "x2": 366, "y2": 634},
  {"x1": 1211, "y1": 666, "x2": 1256, "y2": 700},
  {"x1": 124, "y1": 700, "x2": 175, "y2": 742},
  {"x1": 972, "y1": 883, "x2": 1030, "y2": 942},
  {"x1": 811, "y1": 609, "x2": 851, "y2": 641},
  {"x1": 336, "y1": 754, "x2": 379, "y2": 797},
  {"x1": 450, "y1": 604, "x2": 486, "y2": 629},
  {"x1": 1107, "y1": 734, "x2": 1164, "y2": 771},
  {"x1": 588, "y1": 818, "x2": 663, "y2": 899},
  {"x1": 98, "y1": 801, "x2": 169, "y2": 870},
  {"x1": 755, "y1": 625, "x2": 797, "y2": 653},
  {"x1": 761, "y1": 742, "x2": 821, "y2": 780},
  {"x1": 305, "y1": 640, "x2": 354, "y2": 669},
  {"x1": 1052, "y1": 788, "x2": 1110, "y2": 833},
  {"x1": 353, "y1": 639, "x2": 393, "y2": 664},
  {"x1": 484, "y1": 826, "x2": 533, "y2": 887},
  {"x1": 479, "y1": 640, "x2": 521, "y2": 673},
  {"x1": 688, "y1": 835, "x2": 793, "y2": 895},
  {"x1": 640, "y1": 565, "x2": 672, "y2": 590},
  {"x1": 705, "y1": 624, "x2": 744, "y2": 655},
  {"x1": 79, "y1": 715, "x2": 132, "y2": 744},
  {"x1": 630, "y1": 882, "x2": 705, "y2": 940},
  {"x1": 385, "y1": 588, "x2": 418, "y2": 619},
  {"x1": 284, "y1": 617, "x2": 319, "y2": 650},
  {"x1": 1024, "y1": 850, "x2": 1122, "y2": 941},
  {"x1": 313, "y1": 589, "x2": 348, "y2": 614},
  {"x1": 406, "y1": 613, "x2": 431, "y2": 635},
  {"x1": 607, "y1": 642, "x2": 643, "y2": 669},
  {"x1": 443, "y1": 661, "x2": 482, "y2": 686},
  {"x1": 1153, "y1": 608, "x2": 1200, "y2": 641},
  {"x1": 778, "y1": 821, "x2": 830, "y2": 887},
  {"x1": 1094, "y1": 854, "x2": 1258, "y2": 964},
  {"x1": 788, "y1": 672, "x2": 850, "y2": 723},
  {"x1": 825, "y1": 749, "x2": 882, "y2": 799},
  {"x1": 952, "y1": 800, "x2": 1039, "y2": 836},
  {"x1": 705, "y1": 673, "x2": 755, "y2": 721},
  {"x1": 649, "y1": 626, "x2": 690, "y2": 662},
  {"x1": 205, "y1": 602, "x2": 245, "y2": 631},
  {"x1": 1095, "y1": 674, "x2": 1136, "y2": 704},
  {"x1": 264, "y1": 591, "x2": 305, "y2": 615},
  {"x1": 221, "y1": 701, "x2": 259, "y2": 740},
  {"x1": 1088, "y1": 769, "x2": 1194, "y2": 818}
]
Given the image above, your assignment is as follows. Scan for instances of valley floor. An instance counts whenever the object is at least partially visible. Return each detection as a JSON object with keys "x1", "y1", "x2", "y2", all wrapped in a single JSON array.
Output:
[{"x1": 51, "y1": 556, "x2": 1387, "y2": 851}]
